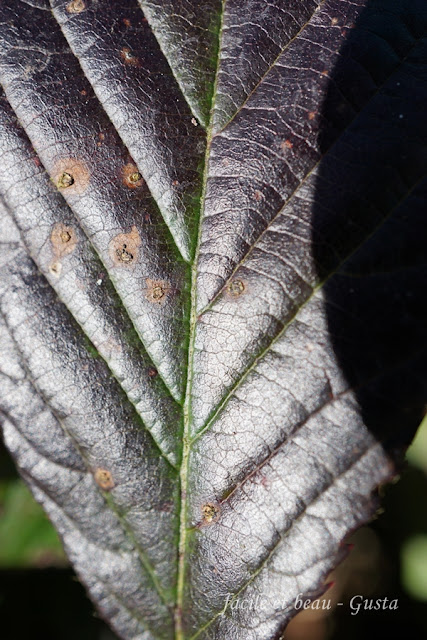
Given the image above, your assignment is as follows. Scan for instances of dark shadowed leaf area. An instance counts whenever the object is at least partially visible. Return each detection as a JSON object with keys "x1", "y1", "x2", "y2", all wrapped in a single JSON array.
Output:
[{"x1": 0, "y1": 1, "x2": 426, "y2": 639}]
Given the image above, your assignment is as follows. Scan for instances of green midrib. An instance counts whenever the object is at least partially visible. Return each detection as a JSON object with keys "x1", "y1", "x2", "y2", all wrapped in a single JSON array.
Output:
[{"x1": 175, "y1": 2, "x2": 226, "y2": 638}]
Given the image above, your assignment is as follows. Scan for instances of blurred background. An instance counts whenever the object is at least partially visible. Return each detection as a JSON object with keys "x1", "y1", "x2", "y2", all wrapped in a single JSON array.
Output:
[{"x1": 1, "y1": 417, "x2": 427, "y2": 640}]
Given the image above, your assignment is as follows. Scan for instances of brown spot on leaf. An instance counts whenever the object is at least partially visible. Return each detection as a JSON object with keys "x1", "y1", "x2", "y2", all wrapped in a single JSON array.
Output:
[
  {"x1": 109, "y1": 226, "x2": 141, "y2": 267},
  {"x1": 123, "y1": 18, "x2": 131, "y2": 27},
  {"x1": 94, "y1": 468, "x2": 115, "y2": 491},
  {"x1": 201, "y1": 503, "x2": 221, "y2": 525},
  {"x1": 66, "y1": 0, "x2": 85, "y2": 13},
  {"x1": 51, "y1": 223, "x2": 77, "y2": 259},
  {"x1": 148, "y1": 367, "x2": 158, "y2": 378},
  {"x1": 253, "y1": 189, "x2": 264, "y2": 202},
  {"x1": 281, "y1": 139, "x2": 293, "y2": 150},
  {"x1": 122, "y1": 162, "x2": 144, "y2": 188},
  {"x1": 308, "y1": 111, "x2": 316, "y2": 121},
  {"x1": 331, "y1": 17, "x2": 339, "y2": 25},
  {"x1": 120, "y1": 47, "x2": 140, "y2": 67},
  {"x1": 227, "y1": 279, "x2": 245, "y2": 297},
  {"x1": 145, "y1": 279, "x2": 171, "y2": 304},
  {"x1": 53, "y1": 158, "x2": 90, "y2": 194}
]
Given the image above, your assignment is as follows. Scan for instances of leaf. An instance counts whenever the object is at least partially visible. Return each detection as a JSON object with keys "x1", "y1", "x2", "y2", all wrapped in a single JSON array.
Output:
[{"x1": 0, "y1": 1, "x2": 426, "y2": 639}]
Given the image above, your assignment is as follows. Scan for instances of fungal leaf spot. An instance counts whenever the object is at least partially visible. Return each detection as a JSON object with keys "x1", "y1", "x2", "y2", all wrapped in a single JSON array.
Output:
[
  {"x1": 145, "y1": 279, "x2": 171, "y2": 305},
  {"x1": 227, "y1": 279, "x2": 245, "y2": 298},
  {"x1": 66, "y1": 0, "x2": 86, "y2": 14},
  {"x1": 109, "y1": 226, "x2": 141, "y2": 267},
  {"x1": 50, "y1": 223, "x2": 77, "y2": 259},
  {"x1": 201, "y1": 503, "x2": 221, "y2": 526},
  {"x1": 53, "y1": 158, "x2": 90, "y2": 194},
  {"x1": 122, "y1": 163, "x2": 144, "y2": 189},
  {"x1": 120, "y1": 48, "x2": 140, "y2": 67},
  {"x1": 94, "y1": 468, "x2": 115, "y2": 491}
]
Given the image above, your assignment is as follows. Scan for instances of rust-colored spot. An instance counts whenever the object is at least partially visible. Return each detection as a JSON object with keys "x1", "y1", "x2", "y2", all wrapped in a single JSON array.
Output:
[
  {"x1": 51, "y1": 223, "x2": 77, "y2": 259},
  {"x1": 321, "y1": 69, "x2": 328, "y2": 76},
  {"x1": 120, "y1": 47, "x2": 140, "y2": 67},
  {"x1": 94, "y1": 468, "x2": 115, "y2": 491},
  {"x1": 281, "y1": 139, "x2": 293, "y2": 150},
  {"x1": 331, "y1": 17, "x2": 339, "y2": 25},
  {"x1": 53, "y1": 158, "x2": 90, "y2": 194},
  {"x1": 201, "y1": 503, "x2": 221, "y2": 525},
  {"x1": 66, "y1": 0, "x2": 85, "y2": 13},
  {"x1": 109, "y1": 226, "x2": 141, "y2": 267},
  {"x1": 308, "y1": 111, "x2": 316, "y2": 121},
  {"x1": 122, "y1": 162, "x2": 144, "y2": 188},
  {"x1": 227, "y1": 279, "x2": 245, "y2": 297},
  {"x1": 123, "y1": 18, "x2": 131, "y2": 27},
  {"x1": 148, "y1": 367, "x2": 158, "y2": 378},
  {"x1": 253, "y1": 189, "x2": 264, "y2": 202},
  {"x1": 145, "y1": 278, "x2": 171, "y2": 304}
]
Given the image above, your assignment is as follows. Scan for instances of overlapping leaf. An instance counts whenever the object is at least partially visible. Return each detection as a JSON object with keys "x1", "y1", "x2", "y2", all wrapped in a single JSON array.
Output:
[{"x1": 0, "y1": 1, "x2": 426, "y2": 639}]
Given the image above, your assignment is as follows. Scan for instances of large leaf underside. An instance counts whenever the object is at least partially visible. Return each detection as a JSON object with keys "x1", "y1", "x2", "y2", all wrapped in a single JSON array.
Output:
[{"x1": 0, "y1": 1, "x2": 426, "y2": 638}]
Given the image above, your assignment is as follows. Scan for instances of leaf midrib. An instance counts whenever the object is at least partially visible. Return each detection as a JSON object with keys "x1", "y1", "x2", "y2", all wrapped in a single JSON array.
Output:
[
  {"x1": 175, "y1": 19, "x2": 426, "y2": 640},
  {"x1": 175, "y1": 1, "x2": 226, "y2": 637}
]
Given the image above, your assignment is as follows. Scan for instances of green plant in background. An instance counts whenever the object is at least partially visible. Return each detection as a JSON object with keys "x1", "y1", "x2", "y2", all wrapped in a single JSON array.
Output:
[{"x1": 0, "y1": 478, "x2": 65, "y2": 567}]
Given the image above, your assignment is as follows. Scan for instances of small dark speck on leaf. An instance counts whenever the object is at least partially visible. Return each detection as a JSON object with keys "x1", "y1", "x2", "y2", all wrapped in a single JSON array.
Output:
[
  {"x1": 148, "y1": 367, "x2": 158, "y2": 378},
  {"x1": 116, "y1": 244, "x2": 134, "y2": 263}
]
